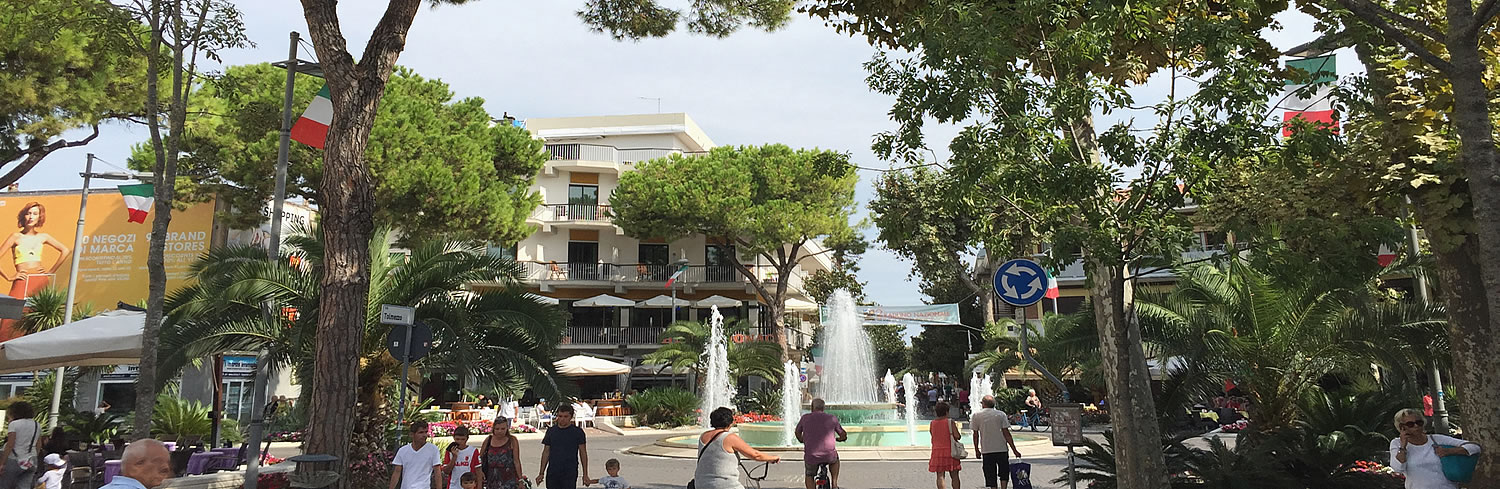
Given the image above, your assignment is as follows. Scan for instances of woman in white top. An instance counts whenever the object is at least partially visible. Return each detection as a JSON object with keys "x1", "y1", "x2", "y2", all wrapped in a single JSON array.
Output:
[
  {"x1": 1389, "y1": 408, "x2": 1481, "y2": 489},
  {"x1": 0, "y1": 401, "x2": 42, "y2": 489}
]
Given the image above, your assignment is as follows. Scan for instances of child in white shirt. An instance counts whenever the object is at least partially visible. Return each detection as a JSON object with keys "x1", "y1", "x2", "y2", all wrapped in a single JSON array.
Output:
[
  {"x1": 598, "y1": 458, "x2": 629, "y2": 489},
  {"x1": 34, "y1": 454, "x2": 65, "y2": 489}
]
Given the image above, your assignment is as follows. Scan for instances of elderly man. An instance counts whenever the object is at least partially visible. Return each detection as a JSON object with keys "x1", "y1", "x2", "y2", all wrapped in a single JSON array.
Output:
[
  {"x1": 795, "y1": 398, "x2": 848, "y2": 489},
  {"x1": 972, "y1": 396, "x2": 1023, "y2": 489},
  {"x1": 100, "y1": 439, "x2": 172, "y2": 489}
]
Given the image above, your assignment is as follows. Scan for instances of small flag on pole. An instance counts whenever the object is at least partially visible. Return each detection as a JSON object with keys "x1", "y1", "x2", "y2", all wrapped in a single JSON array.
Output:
[
  {"x1": 664, "y1": 263, "x2": 690, "y2": 288},
  {"x1": 290, "y1": 84, "x2": 332, "y2": 149},
  {"x1": 1043, "y1": 273, "x2": 1060, "y2": 299},
  {"x1": 1377, "y1": 244, "x2": 1398, "y2": 267},
  {"x1": 119, "y1": 184, "x2": 154, "y2": 223}
]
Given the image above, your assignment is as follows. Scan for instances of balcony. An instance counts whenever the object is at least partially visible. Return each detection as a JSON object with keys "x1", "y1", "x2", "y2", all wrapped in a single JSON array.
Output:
[
  {"x1": 561, "y1": 326, "x2": 665, "y2": 346},
  {"x1": 527, "y1": 203, "x2": 614, "y2": 232},
  {"x1": 543, "y1": 144, "x2": 687, "y2": 174},
  {"x1": 520, "y1": 262, "x2": 745, "y2": 288}
]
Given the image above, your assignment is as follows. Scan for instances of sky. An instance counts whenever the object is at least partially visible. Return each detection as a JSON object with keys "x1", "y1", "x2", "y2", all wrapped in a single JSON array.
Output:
[{"x1": 18, "y1": 1, "x2": 1351, "y2": 307}]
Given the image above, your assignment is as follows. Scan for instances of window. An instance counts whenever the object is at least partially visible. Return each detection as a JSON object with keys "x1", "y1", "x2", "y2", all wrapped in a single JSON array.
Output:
[
  {"x1": 223, "y1": 380, "x2": 255, "y2": 423},
  {"x1": 1195, "y1": 231, "x2": 1227, "y2": 251},
  {"x1": 568, "y1": 185, "x2": 600, "y2": 220},
  {"x1": 638, "y1": 244, "x2": 670, "y2": 280},
  {"x1": 488, "y1": 243, "x2": 518, "y2": 261},
  {"x1": 705, "y1": 244, "x2": 737, "y2": 282},
  {"x1": 568, "y1": 241, "x2": 600, "y2": 280}
]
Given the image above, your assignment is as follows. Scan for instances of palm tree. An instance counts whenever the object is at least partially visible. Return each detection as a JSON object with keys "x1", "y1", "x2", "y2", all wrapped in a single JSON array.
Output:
[
  {"x1": 644, "y1": 319, "x2": 784, "y2": 384},
  {"x1": 20, "y1": 286, "x2": 95, "y2": 334},
  {"x1": 966, "y1": 313, "x2": 1100, "y2": 398},
  {"x1": 158, "y1": 227, "x2": 568, "y2": 416}
]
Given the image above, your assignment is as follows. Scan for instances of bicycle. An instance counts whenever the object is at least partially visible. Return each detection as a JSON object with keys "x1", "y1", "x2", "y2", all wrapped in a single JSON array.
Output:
[
  {"x1": 812, "y1": 462, "x2": 833, "y2": 489},
  {"x1": 1019, "y1": 409, "x2": 1051, "y2": 432},
  {"x1": 740, "y1": 461, "x2": 772, "y2": 489}
]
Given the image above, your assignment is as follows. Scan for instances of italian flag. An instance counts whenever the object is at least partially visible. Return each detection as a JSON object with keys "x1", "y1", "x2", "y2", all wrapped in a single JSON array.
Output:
[
  {"x1": 290, "y1": 84, "x2": 332, "y2": 149},
  {"x1": 664, "y1": 262, "x2": 690, "y2": 288},
  {"x1": 119, "y1": 184, "x2": 154, "y2": 223},
  {"x1": 1282, "y1": 55, "x2": 1338, "y2": 137}
]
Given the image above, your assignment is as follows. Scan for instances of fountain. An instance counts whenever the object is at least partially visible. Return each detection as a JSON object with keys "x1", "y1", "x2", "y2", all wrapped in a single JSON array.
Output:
[
  {"x1": 969, "y1": 372, "x2": 994, "y2": 418},
  {"x1": 903, "y1": 372, "x2": 918, "y2": 446},
  {"x1": 699, "y1": 306, "x2": 735, "y2": 428},
  {"x1": 883, "y1": 370, "x2": 897, "y2": 405},
  {"x1": 781, "y1": 361, "x2": 800, "y2": 446}
]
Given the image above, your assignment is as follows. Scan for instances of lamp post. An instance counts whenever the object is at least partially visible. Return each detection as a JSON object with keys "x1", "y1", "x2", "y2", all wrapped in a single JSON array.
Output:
[
  {"x1": 672, "y1": 258, "x2": 690, "y2": 321},
  {"x1": 241, "y1": 33, "x2": 322, "y2": 489},
  {"x1": 47, "y1": 154, "x2": 153, "y2": 430}
]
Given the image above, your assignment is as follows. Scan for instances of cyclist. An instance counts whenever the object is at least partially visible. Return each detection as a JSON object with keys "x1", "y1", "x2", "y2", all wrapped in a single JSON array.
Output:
[
  {"x1": 795, "y1": 398, "x2": 848, "y2": 489},
  {"x1": 1023, "y1": 390, "x2": 1044, "y2": 431}
]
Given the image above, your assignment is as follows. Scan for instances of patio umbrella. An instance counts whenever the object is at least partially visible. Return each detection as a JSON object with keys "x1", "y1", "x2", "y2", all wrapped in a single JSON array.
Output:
[
  {"x1": 693, "y1": 295, "x2": 742, "y2": 308},
  {"x1": 572, "y1": 294, "x2": 634, "y2": 307},
  {"x1": 637, "y1": 295, "x2": 691, "y2": 308},
  {"x1": 784, "y1": 298, "x2": 818, "y2": 312},
  {"x1": 553, "y1": 355, "x2": 631, "y2": 376},
  {"x1": 0, "y1": 309, "x2": 144, "y2": 374}
]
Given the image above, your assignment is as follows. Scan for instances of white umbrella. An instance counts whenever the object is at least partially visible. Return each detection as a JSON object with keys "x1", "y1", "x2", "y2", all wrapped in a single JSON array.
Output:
[
  {"x1": 554, "y1": 355, "x2": 631, "y2": 376},
  {"x1": 0, "y1": 310, "x2": 144, "y2": 374},
  {"x1": 572, "y1": 294, "x2": 635, "y2": 307},
  {"x1": 636, "y1": 295, "x2": 691, "y2": 308},
  {"x1": 784, "y1": 298, "x2": 818, "y2": 312},
  {"x1": 693, "y1": 295, "x2": 742, "y2": 308}
]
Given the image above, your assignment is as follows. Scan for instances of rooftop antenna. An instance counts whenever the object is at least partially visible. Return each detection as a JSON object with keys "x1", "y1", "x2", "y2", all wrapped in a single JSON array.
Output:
[{"x1": 638, "y1": 96, "x2": 662, "y2": 113}]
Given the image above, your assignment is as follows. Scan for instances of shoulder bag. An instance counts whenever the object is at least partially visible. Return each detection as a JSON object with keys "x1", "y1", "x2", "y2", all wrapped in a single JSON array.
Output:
[
  {"x1": 1435, "y1": 443, "x2": 1479, "y2": 483},
  {"x1": 687, "y1": 430, "x2": 728, "y2": 489},
  {"x1": 950, "y1": 420, "x2": 968, "y2": 459},
  {"x1": 13, "y1": 419, "x2": 37, "y2": 470}
]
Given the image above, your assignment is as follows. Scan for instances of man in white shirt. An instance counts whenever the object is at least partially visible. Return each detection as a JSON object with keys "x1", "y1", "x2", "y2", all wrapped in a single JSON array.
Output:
[
  {"x1": 971, "y1": 396, "x2": 1023, "y2": 489},
  {"x1": 391, "y1": 421, "x2": 443, "y2": 489}
]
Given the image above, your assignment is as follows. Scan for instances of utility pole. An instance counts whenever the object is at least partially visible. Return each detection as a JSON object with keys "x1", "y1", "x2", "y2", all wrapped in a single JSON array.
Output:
[{"x1": 1405, "y1": 198, "x2": 1448, "y2": 432}]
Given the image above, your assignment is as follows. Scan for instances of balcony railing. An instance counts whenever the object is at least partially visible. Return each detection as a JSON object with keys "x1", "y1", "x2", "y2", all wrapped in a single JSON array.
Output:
[
  {"x1": 562, "y1": 326, "x2": 665, "y2": 345},
  {"x1": 533, "y1": 203, "x2": 610, "y2": 222},
  {"x1": 521, "y1": 262, "x2": 745, "y2": 284},
  {"x1": 545, "y1": 144, "x2": 694, "y2": 165}
]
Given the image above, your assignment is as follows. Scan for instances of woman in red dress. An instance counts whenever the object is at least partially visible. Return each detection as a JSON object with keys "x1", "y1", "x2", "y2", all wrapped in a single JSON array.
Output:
[{"x1": 929, "y1": 401, "x2": 963, "y2": 489}]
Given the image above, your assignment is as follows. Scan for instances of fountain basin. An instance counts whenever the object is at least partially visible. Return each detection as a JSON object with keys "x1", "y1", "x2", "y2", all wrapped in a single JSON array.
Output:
[
  {"x1": 801, "y1": 403, "x2": 901, "y2": 425},
  {"x1": 738, "y1": 420, "x2": 961, "y2": 447},
  {"x1": 644, "y1": 425, "x2": 1050, "y2": 452}
]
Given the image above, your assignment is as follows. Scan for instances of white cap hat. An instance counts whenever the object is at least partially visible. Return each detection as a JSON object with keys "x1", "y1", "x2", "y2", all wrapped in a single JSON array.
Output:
[{"x1": 43, "y1": 454, "x2": 64, "y2": 467}]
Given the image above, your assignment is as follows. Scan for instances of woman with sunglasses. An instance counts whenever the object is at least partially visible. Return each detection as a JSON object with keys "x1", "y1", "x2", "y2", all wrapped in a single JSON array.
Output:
[{"x1": 1390, "y1": 408, "x2": 1481, "y2": 488}]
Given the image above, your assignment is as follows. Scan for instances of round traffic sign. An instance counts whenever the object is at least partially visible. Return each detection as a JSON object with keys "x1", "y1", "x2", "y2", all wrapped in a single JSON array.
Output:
[
  {"x1": 386, "y1": 320, "x2": 433, "y2": 362},
  {"x1": 993, "y1": 258, "x2": 1051, "y2": 307}
]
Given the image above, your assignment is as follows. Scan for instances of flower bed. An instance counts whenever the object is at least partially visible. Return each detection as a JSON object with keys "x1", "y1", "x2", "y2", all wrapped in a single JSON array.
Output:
[
  {"x1": 267, "y1": 431, "x2": 303, "y2": 442},
  {"x1": 426, "y1": 420, "x2": 537, "y2": 436},
  {"x1": 735, "y1": 413, "x2": 781, "y2": 424}
]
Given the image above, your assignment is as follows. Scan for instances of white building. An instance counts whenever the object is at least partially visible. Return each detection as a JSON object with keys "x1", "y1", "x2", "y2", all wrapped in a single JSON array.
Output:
[{"x1": 482, "y1": 113, "x2": 831, "y2": 392}]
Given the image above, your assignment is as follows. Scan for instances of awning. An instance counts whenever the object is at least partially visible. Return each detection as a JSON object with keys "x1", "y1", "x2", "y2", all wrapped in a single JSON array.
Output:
[
  {"x1": 637, "y1": 295, "x2": 691, "y2": 308},
  {"x1": 525, "y1": 293, "x2": 560, "y2": 305},
  {"x1": 784, "y1": 298, "x2": 818, "y2": 312},
  {"x1": 0, "y1": 310, "x2": 144, "y2": 374},
  {"x1": 573, "y1": 294, "x2": 634, "y2": 307},
  {"x1": 554, "y1": 355, "x2": 632, "y2": 376},
  {"x1": 694, "y1": 295, "x2": 743, "y2": 308}
]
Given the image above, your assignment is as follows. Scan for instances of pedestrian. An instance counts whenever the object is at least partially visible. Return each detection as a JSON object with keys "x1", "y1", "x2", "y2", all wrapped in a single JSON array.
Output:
[
  {"x1": 390, "y1": 421, "x2": 442, "y2": 489},
  {"x1": 0, "y1": 401, "x2": 41, "y2": 489},
  {"x1": 472, "y1": 416, "x2": 525, "y2": 489},
  {"x1": 1390, "y1": 408, "x2": 1481, "y2": 489},
  {"x1": 694, "y1": 407, "x2": 780, "y2": 489},
  {"x1": 597, "y1": 459, "x2": 629, "y2": 489},
  {"x1": 795, "y1": 398, "x2": 848, "y2": 489},
  {"x1": 97, "y1": 440, "x2": 170, "y2": 489},
  {"x1": 928, "y1": 402, "x2": 962, "y2": 489},
  {"x1": 444, "y1": 426, "x2": 479, "y2": 489},
  {"x1": 537, "y1": 404, "x2": 593, "y2": 489},
  {"x1": 34, "y1": 454, "x2": 65, "y2": 489},
  {"x1": 1023, "y1": 390, "x2": 1043, "y2": 430},
  {"x1": 971, "y1": 396, "x2": 1023, "y2": 489}
]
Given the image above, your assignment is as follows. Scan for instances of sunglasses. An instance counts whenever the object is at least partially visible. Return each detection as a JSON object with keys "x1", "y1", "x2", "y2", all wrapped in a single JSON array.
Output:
[{"x1": 1401, "y1": 419, "x2": 1425, "y2": 428}]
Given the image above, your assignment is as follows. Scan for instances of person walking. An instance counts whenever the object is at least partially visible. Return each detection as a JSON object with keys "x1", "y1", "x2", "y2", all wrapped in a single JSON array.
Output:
[
  {"x1": 444, "y1": 426, "x2": 479, "y2": 489},
  {"x1": 537, "y1": 404, "x2": 592, "y2": 489},
  {"x1": 97, "y1": 440, "x2": 171, "y2": 489},
  {"x1": 928, "y1": 402, "x2": 962, "y2": 489},
  {"x1": 971, "y1": 396, "x2": 1023, "y2": 489},
  {"x1": 1390, "y1": 408, "x2": 1481, "y2": 489},
  {"x1": 391, "y1": 421, "x2": 443, "y2": 489},
  {"x1": 795, "y1": 399, "x2": 848, "y2": 489},
  {"x1": 0, "y1": 401, "x2": 41, "y2": 489},
  {"x1": 473, "y1": 417, "x2": 525, "y2": 489},
  {"x1": 694, "y1": 407, "x2": 780, "y2": 489}
]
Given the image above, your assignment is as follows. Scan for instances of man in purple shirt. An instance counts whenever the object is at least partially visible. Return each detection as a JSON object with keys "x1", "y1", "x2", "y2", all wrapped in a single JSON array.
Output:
[{"x1": 795, "y1": 398, "x2": 848, "y2": 489}]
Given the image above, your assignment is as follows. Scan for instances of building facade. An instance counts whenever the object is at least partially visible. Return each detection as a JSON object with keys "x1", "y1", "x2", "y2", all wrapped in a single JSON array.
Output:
[{"x1": 492, "y1": 113, "x2": 829, "y2": 393}]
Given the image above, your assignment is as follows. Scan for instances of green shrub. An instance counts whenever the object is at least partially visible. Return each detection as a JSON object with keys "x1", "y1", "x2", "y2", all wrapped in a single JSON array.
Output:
[
  {"x1": 736, "y1": 388, "x2": 781, "y2": 415},
  {"x1": 151, "y1": 393, "x2": 212, "y2": 437},
  {"x1": 627, "y1": 387, "x2": 699, "y2": 427},
  {"x1": 63, "y1": 411, "x2": 122, "y2": 445}
]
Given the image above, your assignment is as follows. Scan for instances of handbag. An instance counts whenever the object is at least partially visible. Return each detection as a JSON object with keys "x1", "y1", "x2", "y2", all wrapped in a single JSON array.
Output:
[
  {"x1": 12, "y1": 420, "x2": 36, "y2": 470},
  {"x1": 1436, "y1": 444, "x2": 1479, "y2": 483},
  {"x1": 687, "y1": 431, "x2": 728, "y2": 489},
  {"x1": 1009, "y1": 460, "x2": 1034, "y2": 489},
  {"x1": 949, "y1": 421, "x2": 968, "y2": 459}
]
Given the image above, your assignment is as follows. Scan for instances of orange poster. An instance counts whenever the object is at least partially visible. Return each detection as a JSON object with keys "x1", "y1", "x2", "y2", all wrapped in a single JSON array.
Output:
[{"x1": 0, "y1": 189, "x2": 215, "y2": 338}]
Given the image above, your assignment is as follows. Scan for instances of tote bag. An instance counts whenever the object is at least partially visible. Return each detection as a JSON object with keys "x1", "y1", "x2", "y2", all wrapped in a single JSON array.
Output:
[
  {"x1": 1009, "y1": 460, "x2": 1034, "y2": 489},
  {"x1": 1436, "y1": 444, "x2": 1478, "y2": 483}
]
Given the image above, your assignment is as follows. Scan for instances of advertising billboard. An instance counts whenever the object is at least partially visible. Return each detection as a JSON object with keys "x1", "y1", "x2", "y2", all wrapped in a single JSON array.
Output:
[{"x1": 0, "y1": 189, "x2": 214, "y2": 340}]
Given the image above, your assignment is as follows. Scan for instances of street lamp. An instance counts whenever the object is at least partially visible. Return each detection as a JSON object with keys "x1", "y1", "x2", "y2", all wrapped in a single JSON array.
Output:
[
  {"x1": 241, "y1": 32, "x2": 323, "y2": 489},
  {"x1": 672, "y1": 258, "x2": 690, "y2": 321},
  {"x1": 47, "y1": 155, "x2": 152, "y2": 429}
]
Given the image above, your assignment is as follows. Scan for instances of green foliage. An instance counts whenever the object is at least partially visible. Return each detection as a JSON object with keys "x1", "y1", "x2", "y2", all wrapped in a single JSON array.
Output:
[
  {"x1": 62, "y1": 410, "x2": 122, "y2": 445},
  {"x1": 908, "y1": 325, "x2": 973, "y2": 378},
  {"x1": 158, "y1": 226, "x2": 569, "y2": 411},
  {"x1": 0, "y1": 0, "x2": 146, "y2": 182},
  {"x1": 19, "y1": 287, "x2": 95, "y2": 335},
  {"x1": 21, "y1": 370, "x2": 75, "y2": 415},
  {"x1": 803, "y1": 265, "x2": 865, "y2": 305},
  {"x1": 865, "y1": 324, "x2": 907, "y2": 376},
  {"x1": 577, "y1": 0, "x2": 794, "y2": 40},
  {"x1": 130, "y1": 64, "x2": 545, "y2": 242},
  {"x1": 151, "y1": 390, "x2": 212, "y2": 437},
  {"x1": 736, "y1": 388, "x2": 781, "y2": 415},
  {"x1": 626, "y1": 387, "x2": 698, "y2": 427},
  {"x1": 644, "y1": 320, "x2": 784, "y2": 382}
]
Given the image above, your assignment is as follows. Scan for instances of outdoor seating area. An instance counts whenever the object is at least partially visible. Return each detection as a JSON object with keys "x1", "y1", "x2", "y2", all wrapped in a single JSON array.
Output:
[{"x1": 65, "y1": 440, "x2": 252, "y2": 488}]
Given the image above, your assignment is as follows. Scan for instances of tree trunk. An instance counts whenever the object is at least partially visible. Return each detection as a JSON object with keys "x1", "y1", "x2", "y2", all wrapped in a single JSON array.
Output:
[
  {"x1": 1443, "y1": 30, "x2": 1500, "y2": 488},
  {"x1": 302, "y1": 85, "x2": 378, "y2": 479},
  {"x1": 1087, "y1": 258, "x2": 1168, "y2": 489},
  {"x1": 956, "y1": 266, "x2": 994, "y2": 325}
]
